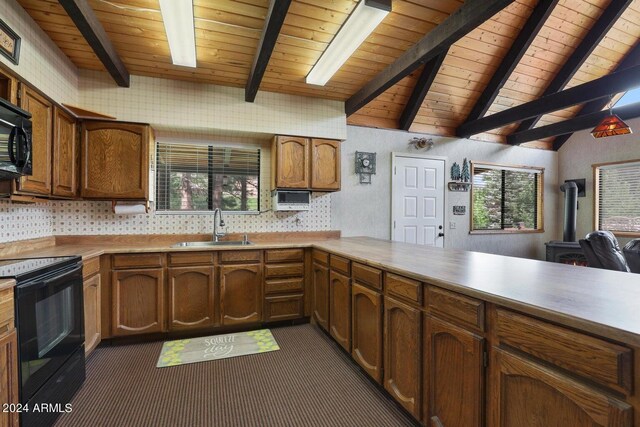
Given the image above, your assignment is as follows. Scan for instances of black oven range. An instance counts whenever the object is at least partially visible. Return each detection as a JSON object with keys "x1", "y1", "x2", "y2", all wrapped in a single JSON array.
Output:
[{"x1": 0, "y1": 256, "x2": 85, "y2": 427}]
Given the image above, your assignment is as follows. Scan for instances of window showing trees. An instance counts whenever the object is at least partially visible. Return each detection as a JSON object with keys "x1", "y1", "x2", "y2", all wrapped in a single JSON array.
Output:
[
  {"x1": 595, "y1": 160, "x2": 640, "y2": 235},
  {"x1": 471, "y1": 163, "x2": 543, "y2": 232},
  {"x1": 156, "y1": 142, "x2": 260, "y2": 212}
]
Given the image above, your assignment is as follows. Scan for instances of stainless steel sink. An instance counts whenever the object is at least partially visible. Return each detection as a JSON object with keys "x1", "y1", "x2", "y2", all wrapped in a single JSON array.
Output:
[{"x1": 172, "y1": 241, "x2": 253, "y2": 248}]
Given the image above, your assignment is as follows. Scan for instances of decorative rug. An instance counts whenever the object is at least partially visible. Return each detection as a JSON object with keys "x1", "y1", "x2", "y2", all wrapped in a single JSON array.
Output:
[{"x1": 156, "y1": 329, "x2": 280, "y2": 368}]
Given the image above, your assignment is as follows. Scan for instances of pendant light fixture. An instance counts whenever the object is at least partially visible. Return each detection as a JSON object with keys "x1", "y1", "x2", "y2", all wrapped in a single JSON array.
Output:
[
  {"x1": 306, "y1": 0, "x2": 391, "y2": 86},
  {"x1": 591, "y1": 96, "x2": 632, "y2": 139}
]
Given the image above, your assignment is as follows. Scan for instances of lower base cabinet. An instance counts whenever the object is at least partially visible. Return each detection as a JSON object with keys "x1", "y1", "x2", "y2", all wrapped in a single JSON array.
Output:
[
  {"x1": 351, "y1": 283, "x2": 383, "y2": 383},
  {"x1": 329, "y1": 270, "x2": 351, "y2": 351},
  {"x1": 384, "y1": 296, "x2": 422, "y2": 419},
  {"x1": 312, "y1": 260, "x2": 330, "y2": 331},
  {"x1": 83, "y1": 273, "x2": 101, "y2": 356},
  {"x1": 264, "y1": 294, "x2": 304, "y2": 322},
  {"x1": 425, "y1": 316, "x2": 484, "y2": 427},
  {"x1": 0, "y1": 330, "x2": 18, "y2": 427},
  {"x1": 220, "y1": 264, "x2": 262, "y2": 326},
  {"x1": 168, "y1": 266, "x2": 216, "y2": 331},
  {"x1": 112, "y1": 268, "x2": 165, "y2": 336}
]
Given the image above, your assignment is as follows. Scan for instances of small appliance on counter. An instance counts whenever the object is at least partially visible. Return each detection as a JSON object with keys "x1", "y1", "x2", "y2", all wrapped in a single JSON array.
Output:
[
  {"x1": 0, "y1": 97, "x2": 32, "y2": 180},
  {"x1": 0, "y1": 256, "x2": 84, "y2": 427},
  {"x1": 272, "y1": 190, "x2": 311, "y2": 211}
]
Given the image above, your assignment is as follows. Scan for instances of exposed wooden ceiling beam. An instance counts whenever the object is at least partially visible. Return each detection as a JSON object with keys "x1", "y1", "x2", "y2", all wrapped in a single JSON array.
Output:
[
  {"x1": 507, "y1": 101, "x2": 640, "y2": 145},
  {"x1": 58, "y1": 0, "x2": 129, "y2": 87},
  {"x1": 398, "y1": 51, "x2": 447, "y2": 131},
  {"x1": 344, "y1": 0, "x2": 516, "y2": 116},
  {"x1": 463, "y1": 0, "x2": 560, "y2": 124},
  {"x1": 245, "y1": 0, "x2": 292, "y2": 102},
  {"x1": 456, "y1": 64, "x2": 640, "y2": 138},
  {"x1": 509, "y1": 0, "x2": 633, "y2": 136},
  {"x1": 552, "y1": 41, "x2": 640, "y2": 150}
]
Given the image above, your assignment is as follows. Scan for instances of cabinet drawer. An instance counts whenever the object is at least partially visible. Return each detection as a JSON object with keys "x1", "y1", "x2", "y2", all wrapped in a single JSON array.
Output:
[
  {"x1": 113, "y1": 253, "x2": 163, "y2": 269},
  {"x1": 264, "y1": 294, "x2": 304, "y2": 322},
  {"x1": 427, "y1": 286, "x2": 484, "y2": 331},
  {"x1": 82, "y1": 256, "x2": 100, "y2": 278},
  {"x1": 496, "y1": 309, "x2": 632, "y2": 394},
  {"x1": 352, "y1": 262, "x2": 382, "y2": 291},
  {"x1": 312, "y1": 250, "x2": 329, "y2": 265},
  {"x1": 264, "y1": 263, "x2": 304, "y2": 278},
  {"x1": 219, "y1": 250, "x2": 261, "y2": 264},
  {"x1": 0, "y1": 288, "x2": 13, "y2": 334},
  {"x1": 265, "y1": 249, "x2": 304, "y2": 263},
  {"x1": 265, "y1": 278, "x2": 304, "y2": 294},
  {"x1": 168, "y1": 252, "x2": 215, "y2": 266},
  {"x1": 385, "y1": 272, "x2": 422, "y2": 305},
  {"x1": 329, "y1": 255, "x2": 350, "y2": 275}
]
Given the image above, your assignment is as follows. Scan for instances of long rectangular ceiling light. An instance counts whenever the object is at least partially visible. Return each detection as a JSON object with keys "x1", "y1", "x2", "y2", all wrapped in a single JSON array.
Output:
[
  {"x1": 159, "y1": 0, "x2": 197, "y2": 68},
  {"x1": 306, "y1": 0, "x2": 391, "y2": 86}
]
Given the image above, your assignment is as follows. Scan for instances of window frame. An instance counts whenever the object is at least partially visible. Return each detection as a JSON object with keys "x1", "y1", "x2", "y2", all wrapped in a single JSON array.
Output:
[
  {"x1": 593, "y1": 158, "x2": 640, "y2": 237},
  {"x1": 154, "y1": 141, "x2": 262, "y2": 215},
  {"x1": 469, "y1": 161, "x2": 545, "y2": 235}
]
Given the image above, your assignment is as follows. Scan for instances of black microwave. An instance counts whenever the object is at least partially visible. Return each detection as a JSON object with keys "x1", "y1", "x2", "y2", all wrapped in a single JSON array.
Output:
[{"x1": 0, "y1": 97, "x2": 32, "y2": 179}]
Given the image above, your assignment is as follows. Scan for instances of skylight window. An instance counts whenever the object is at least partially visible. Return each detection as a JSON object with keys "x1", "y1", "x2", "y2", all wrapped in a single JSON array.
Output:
[{"x1": 614, "y1": 87, "x2": 640, "y2": 108}]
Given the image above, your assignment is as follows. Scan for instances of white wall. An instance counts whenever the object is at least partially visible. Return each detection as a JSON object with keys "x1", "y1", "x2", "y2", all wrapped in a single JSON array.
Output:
[
  {"x1": 558, "y1": 117, "x2": 640, "y2": 245},
  {"x1": 332, "y1": 126, "x2": 559, "y2": 260}
]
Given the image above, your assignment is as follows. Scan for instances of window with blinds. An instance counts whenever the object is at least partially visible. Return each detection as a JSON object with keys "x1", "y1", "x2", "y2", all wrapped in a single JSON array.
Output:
[
  {"x1": 471, "y1": 163, "x2": 543, "y2": 232},
  {"x1": 156, "y1": 142, "x2": 260, "y2": 212},
  {"x1": 595, "y1": 160, "x2": 640, "y2": 235}
]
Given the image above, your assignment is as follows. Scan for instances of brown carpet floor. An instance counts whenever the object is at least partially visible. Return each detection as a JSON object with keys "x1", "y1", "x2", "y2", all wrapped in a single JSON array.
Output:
[{"x1": 55, "y1": 324, "x2": 417, "y2": 427}]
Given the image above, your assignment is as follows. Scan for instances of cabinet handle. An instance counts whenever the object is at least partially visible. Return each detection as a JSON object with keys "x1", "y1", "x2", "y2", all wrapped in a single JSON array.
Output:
[{"x1": 430, "y1": 416, "x2": 444, "y2": 427}]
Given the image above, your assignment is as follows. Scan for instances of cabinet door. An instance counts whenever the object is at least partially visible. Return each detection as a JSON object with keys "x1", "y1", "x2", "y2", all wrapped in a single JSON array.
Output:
[
  {"x1": 112, "y1": 268, "x2": 165, "y2": 336},
  {"x1": 18, "y1": 85, "x2": 52, "y2": 195},
  {"x1": 168, "y1": 266, "x2": 216, "y2": 331},
  {"x1": 0, "y1": 330, "x2": 18, "y2": 427},
  {"x1": 384, "y1": 296, "x2": 422, "y2": 419},
  {"x1": 490, "y1": 349, "x2": 632, "y2": 427},
  {"x1": 0, "y1": 69, "x2": 18, "y2": 104},
  {"x1": 310, "y1": 138, "x2": 340, "y2": 190},
  {"x1": 329, "y1": 270, "x2": 351, "y2": 351},
  {"x1": 83, "y1": 274, "x2": 101, "y2": 356},
  {"x1": 351, "y1": 283, "x2": 382, "y2": 383},
  {"x1": 312, "y1": 261, "x2": 329, "y2": 331},
  {"x1": 81, "y1": 121, "x2": 150, "y2": 199},
  {"x1": 220, "y1": 264, "x2": 262, "y2": 326},
  {"x1": 52, "y1": 106, "x2": 79, "y2": 198},
  {"x1": 425, "y1": 317, "x2": 484, "y2": 427},
  {"x1": 273, "y1": 136, "x2": 309, "y2": 189}
]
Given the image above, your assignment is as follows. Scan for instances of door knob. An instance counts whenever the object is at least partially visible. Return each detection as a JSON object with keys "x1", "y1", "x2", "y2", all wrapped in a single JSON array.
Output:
[{"x1": 438, "y1": 232, "x2": 445, "y2": 238}]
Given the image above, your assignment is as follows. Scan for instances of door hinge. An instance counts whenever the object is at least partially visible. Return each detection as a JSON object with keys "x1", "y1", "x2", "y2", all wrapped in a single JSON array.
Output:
[
  {"x1": 483, "y1": 350, "x2": 489, "y2": 368},
  {"x1": 393, "y1": 221, "x2": 396, "y2": 229},
  {"x1": 394, "y1": 166, "x2": 396, "y2": 175}
]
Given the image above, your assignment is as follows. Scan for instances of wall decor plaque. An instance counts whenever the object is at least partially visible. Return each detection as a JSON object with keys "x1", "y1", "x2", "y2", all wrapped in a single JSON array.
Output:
[{"x1": 0, "y1": 19, "x2": 20, "y2": 65}]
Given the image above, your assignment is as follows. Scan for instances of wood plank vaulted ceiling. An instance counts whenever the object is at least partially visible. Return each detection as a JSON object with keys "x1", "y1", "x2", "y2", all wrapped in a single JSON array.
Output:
[{"x1": 16, "y1": 0, "x2": 640, "y2": 150}]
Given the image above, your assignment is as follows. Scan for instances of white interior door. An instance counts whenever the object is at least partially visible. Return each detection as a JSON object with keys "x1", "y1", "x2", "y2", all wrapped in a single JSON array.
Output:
[{"x1": 392, "y1": 155, "x2": 445, "y2": 247}]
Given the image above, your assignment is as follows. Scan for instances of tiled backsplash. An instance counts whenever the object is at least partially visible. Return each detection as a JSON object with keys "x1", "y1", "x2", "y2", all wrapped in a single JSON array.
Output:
[{"x1": 0, "y1": 200, "x2": 54, "y2": 243}]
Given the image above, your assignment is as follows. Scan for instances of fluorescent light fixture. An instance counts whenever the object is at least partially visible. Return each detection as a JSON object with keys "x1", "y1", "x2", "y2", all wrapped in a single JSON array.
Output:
[
  {"x1": 159, "y1": 0, "x2": 197, "y2": 68},
  {"x1": 306, "y1": 0, "x2": 391, "y2": 86}
]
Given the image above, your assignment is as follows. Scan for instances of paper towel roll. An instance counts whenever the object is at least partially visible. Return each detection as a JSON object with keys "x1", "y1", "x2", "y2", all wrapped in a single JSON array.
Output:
[{"x1": 114, "y1": 203, "x2": 147, "y2": 215}]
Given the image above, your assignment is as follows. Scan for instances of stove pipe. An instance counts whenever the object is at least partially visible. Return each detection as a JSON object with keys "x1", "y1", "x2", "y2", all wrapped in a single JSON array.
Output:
[{"x1": 560, "y1": 181, "x2": 578, "y2": 242}]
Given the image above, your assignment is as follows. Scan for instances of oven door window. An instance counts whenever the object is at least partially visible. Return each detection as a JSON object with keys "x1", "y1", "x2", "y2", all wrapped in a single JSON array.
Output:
[{"x1": 35, "y1": 286, "x2": 74, "y2": 358}]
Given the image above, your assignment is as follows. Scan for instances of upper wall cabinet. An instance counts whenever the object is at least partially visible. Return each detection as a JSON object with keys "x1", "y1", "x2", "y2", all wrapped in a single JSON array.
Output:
[
  {"x1": 52, "y1": 107, "x2": 79, "y2": 198},
  {"x1": 0, "y1": 69, "x2": 17, "y2": 105},
  {"x1": 272, "y1": 135, "x2": 340, "y2": 192},
  {"x1": 81, "y1": 121, "x2": 153, "y2": 200},
  {"x1": 17, "y1": 84, "x2": 52, "y2": 196}
]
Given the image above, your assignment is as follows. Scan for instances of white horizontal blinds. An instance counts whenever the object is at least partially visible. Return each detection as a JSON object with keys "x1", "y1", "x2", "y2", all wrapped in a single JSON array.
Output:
[
  {"x1": 156, "y1": 142, "x2": 260, "y2": 212},
  {"x1": 472, "y1": 164, "x2": 541, "y2": 231},
  {"x1": 598, "y1": 161, "x2": 640, "y2": 233}
]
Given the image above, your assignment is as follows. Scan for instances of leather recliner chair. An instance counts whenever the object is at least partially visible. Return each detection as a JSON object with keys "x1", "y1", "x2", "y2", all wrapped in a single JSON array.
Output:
[
  {"x1": 578, "y1": 231, "x2": 630, "y2": 272},
  {"x1": 623, "y1": 239, "x2": 640, "y2": 274}
]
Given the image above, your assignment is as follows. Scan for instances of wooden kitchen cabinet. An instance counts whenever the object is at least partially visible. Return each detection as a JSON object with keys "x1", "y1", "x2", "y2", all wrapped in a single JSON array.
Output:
[
  {"x1": 272, "y1": 135, "x2": 309, "y2": 189},
  {"x1": 310, "y1": 138, "x2": 340, "y2": 190},
  {"x1": 83, "y1": 273, "x2": 101, "y2": 356},
  {"x1": 168, "y1": 266, "x2": 216, "y2": 331},
  {"x1": 52, "y1": 106, "x2": 79, "y2": 198},
  {"x1": 17, "y1": 83, "x2": 52, "y2": 195},
  {"x1": 351, "y1": 283, "x2": 383, "y2": 383},
  {"x1": 384, "y1": 296, "x2": 422, "y2": 419},
  {"x1": 424, "y1": 316, "x2": 484, "y2": 427},
  {"x1": 329, "y1": 269, "x2": 351, "y2": 352},
  {"x1": 112, "y1": 268, "x2": 165, "y2": 336},
  {"x1": 81, "y1": 121, "x2": 152, "y2": 200},
  {"x1": 272, "y1": 135, "x2": 341, "y2": 191},
  {"x1": 0, "y1": 329, "x2": 18, "y2": 427},
  {"x1": 0, "y1": 69, "x2": 17, "y2": 104},
  {"x1": 220, "y1": 264, "x2": 262, "y2": 326},
  {"x1": 312, "y1": 258, "x2": 330, "y2": 331},
  {"x1": 490, "y1": 349, "x2": 632, "y2": 427}
]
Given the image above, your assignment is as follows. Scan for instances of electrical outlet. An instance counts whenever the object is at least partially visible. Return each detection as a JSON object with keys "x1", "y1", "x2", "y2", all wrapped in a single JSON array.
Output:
[{"x1": 449, "y1": 221, "x2": 456, "y2": 229}]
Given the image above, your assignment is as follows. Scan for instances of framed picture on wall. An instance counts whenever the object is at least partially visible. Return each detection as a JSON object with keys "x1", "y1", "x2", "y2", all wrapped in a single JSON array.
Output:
[{"x1": 0, "y1": 19, "x2": 21, "y2": 65}]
